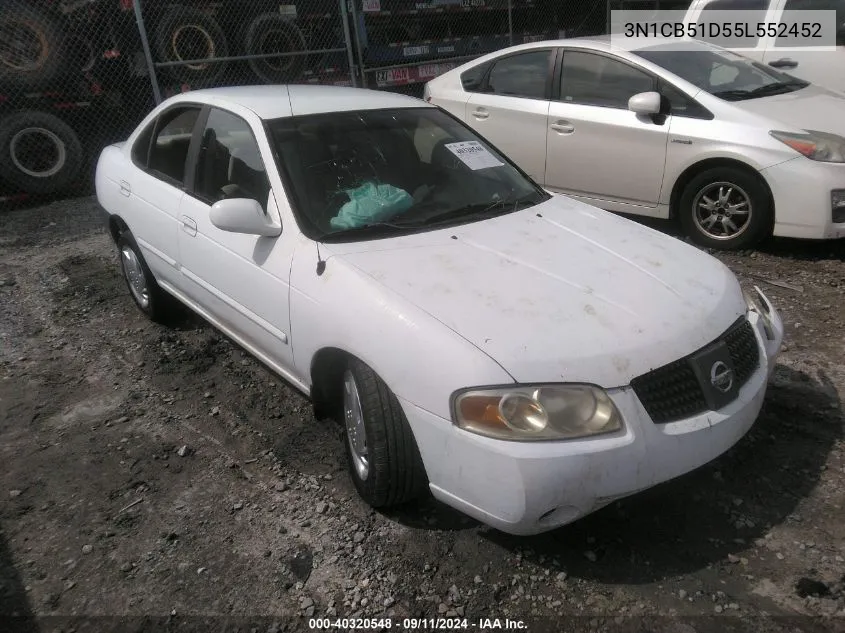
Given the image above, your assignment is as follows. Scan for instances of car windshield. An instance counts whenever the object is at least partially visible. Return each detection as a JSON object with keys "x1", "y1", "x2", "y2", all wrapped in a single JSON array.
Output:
[
  {"x1": 634, "y1": 44, "x2": 809, "y2": 101},
  {"x1": 265, "y1": 107, "x2": 548, "y2": 242}
]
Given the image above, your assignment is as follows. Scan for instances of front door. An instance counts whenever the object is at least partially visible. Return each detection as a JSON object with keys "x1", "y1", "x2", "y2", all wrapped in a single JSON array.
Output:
[
  {"x1": 545, "y1": 49, "x2": 670, "y2": 212},
  {"x1": 177, "y1": 106, "x2": 297, "y2": 372}
]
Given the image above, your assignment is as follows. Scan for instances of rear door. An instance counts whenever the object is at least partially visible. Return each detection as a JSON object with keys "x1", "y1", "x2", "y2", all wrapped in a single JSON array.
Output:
[
  {"x1": 763, "y1": 0, "x2": 845, "y2": 93},
  {"x1": 463, "y1": 48, "x2": 556, "y2": 183},
  {"x1": 124, "y1": 105, "x2": 203, "y2": 289}
]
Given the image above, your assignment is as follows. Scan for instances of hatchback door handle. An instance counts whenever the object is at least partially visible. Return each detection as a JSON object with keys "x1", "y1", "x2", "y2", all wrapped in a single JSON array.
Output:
[
  {"x1": 550, "y1": 121, "x2": 575, "y2": 134},
  {"x1": 768, "y1": 57, "x2": 798, "y2": 69},
  {"x1": 471, "y1": 109, "x2": 489, "y2": 120},
  {"x1": 181, "y1": 215, "x2": 197, "y2": 236}
]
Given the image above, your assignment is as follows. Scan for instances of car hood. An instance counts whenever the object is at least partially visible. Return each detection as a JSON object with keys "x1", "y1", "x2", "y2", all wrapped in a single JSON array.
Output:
[
  {"x1": 737, "y1": 85, "x2": 845, "y2": 136},
  {"x1": 326, "y1": 197, "x2": 746, "y2": 388}
]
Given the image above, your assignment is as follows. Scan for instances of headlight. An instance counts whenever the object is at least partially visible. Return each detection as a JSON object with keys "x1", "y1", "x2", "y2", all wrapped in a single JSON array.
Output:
[
  {"x1": 453, "y1": 384, "x2": 623, "y2": 441},
  {"x1": 770, "y1": 130, "x2": 845, "y2": 163},
  {"x1": 743, "y1": 285, "x2": 775, "y2": 341}
]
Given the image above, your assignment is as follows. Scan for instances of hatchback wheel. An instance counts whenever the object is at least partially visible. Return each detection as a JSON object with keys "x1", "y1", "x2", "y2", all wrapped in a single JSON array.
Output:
[
  {"x1": 117, "y1": 232, "x2": 177, "y2": 323},
  {"x1": 678, "y1": 167, "x2": 772, "y2": 250},
  {"x1": 341, "y1": 359, "x2": 428, "y2": 508}
]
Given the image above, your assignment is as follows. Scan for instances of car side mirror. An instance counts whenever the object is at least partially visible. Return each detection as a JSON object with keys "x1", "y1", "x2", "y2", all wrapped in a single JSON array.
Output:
[
  {"x1": 209, "y1": 198, "x2": 281, "y2": 237},
  {"x1": 628, "y1": 91, "x2": 662, "y2": 116}
]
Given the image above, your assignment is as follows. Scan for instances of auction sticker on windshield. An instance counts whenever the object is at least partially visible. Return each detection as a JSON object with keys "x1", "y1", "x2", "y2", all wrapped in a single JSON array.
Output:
[{"x1": 445, "y1": 141, "x2": 504, "y2": 170}]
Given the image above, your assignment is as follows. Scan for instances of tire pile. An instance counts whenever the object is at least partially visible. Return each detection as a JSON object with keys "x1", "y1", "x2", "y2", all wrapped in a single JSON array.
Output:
[{"x1": 0, "y1": 0, "x2": 312, "y2": 200}]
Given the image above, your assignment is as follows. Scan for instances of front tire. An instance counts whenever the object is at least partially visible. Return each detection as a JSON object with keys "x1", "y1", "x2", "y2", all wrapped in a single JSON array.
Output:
[
  {"x1": 341, "y1": 359, "x2": 428, "y2": 508},
  {"x1": 678, "y1": 166, "x2": 773, "y2": 250},
  {"x1": 116, "y1": 232, "x2": 177, "y2": 324}
]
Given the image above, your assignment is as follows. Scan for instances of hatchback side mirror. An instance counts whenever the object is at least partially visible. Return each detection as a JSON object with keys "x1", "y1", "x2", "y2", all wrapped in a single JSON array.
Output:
[
  {"x1": 628, "y1": 91, "x2": 662, "y2": 116},
  {"x1": 210, "y1": 198, "x2": 281, "y2": 237}
]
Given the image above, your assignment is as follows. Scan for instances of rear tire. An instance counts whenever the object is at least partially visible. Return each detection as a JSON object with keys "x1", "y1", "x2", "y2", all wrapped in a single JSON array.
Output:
[
  {"x1": 116, "y1": 231, "x2": 178, "y2": 324},
  {"x1": 678, "y1": 166, "x2": 772, "y2": 250},
  {"x1": 341, "y1": 358, "x2": 428, "y2": 508},
  {"x1": 0, "y1": 111, "x2": 83, "y2": 195}
]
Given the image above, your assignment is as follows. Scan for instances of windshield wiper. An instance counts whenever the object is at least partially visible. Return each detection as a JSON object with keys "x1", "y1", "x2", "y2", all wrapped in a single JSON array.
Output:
[
  {"x1": 318, "y1": 219, "x2": 426, "y2": 242},
  {"x1": 418, "y1": 194, "x2": 540, "y2": 228},
  {"x1": 714, "y1": 80, "x2": 807, "y2": 101}
]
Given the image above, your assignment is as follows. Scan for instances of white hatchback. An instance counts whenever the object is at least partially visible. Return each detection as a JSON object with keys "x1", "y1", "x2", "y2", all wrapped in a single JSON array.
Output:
[
  {"x1": 96, "y1": 85, "x2": 783, "y2": 535},
  {"x1": 424, "y1": 36, "x2": 845, "y2": 250}
]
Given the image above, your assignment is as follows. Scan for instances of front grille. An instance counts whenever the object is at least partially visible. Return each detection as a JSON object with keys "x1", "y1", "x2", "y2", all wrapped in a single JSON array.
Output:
[{"x1": 631, "y1": 317, "x2": 760, "y2": 424}]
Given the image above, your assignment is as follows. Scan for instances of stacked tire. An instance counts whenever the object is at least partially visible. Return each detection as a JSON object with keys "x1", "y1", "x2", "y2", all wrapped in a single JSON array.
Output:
[
  {"x1": 0, "y1": 3, "x2": 85, "y2": 196},
  {"x1": 151, "y1": 4, "x2": 308, "y2": 86}
]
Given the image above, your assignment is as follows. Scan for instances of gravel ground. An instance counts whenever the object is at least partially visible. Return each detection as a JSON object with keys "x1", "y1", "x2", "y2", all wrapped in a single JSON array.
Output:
[{"x1": 1, "y1": 197, "x2": 845, "y2": 633}]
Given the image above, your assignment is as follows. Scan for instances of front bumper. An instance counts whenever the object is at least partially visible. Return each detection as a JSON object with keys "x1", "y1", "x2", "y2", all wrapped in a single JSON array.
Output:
[
  {"x1": 762, "y1": 156, "x2": 845, "y2": 240},
  {"x1": 403, "y1": 305, "x2": 784, "y2": 536}
]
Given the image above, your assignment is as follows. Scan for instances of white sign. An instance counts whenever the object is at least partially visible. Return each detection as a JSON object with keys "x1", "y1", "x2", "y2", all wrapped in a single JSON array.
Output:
[
  {"x1": 362, "y1": 0, "x2": 381, "y2": 12},
  {"x1": 445, "y1": 141, "x2": 504, "y2": 170},
  {"x1": 403, "y1": 45, "x2": 429, "y2": 56},
  {"x1": 279, "y1": 4, "x2": 297, "y2": 17}
]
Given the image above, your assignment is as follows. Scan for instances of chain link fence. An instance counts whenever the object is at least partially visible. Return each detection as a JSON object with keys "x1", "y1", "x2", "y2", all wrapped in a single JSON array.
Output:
[{"x1": 0, "y1": 0, "x2": 687, "y2": 206}]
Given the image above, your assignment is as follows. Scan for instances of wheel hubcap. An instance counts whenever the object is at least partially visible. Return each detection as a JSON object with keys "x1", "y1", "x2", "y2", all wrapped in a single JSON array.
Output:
[
  {"x1": 343, "y1": 370, "x2": 369, "y2": 481},
  {"x1": 692, "y1": 181, "x2": 752, "y2": 240},
  {"x1": 121, "y1": 245, "x2": 150, "y2": 309}
]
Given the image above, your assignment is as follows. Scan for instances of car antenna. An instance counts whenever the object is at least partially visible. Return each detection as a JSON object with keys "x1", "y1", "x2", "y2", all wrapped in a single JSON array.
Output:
[{"x1": 316, "y1": 242, "x2": 326, "y2": 276}]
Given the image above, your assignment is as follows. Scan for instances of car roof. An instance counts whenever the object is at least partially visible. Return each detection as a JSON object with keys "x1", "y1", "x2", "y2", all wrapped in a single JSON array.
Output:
[{"x1": 167, "y1": 84, "x2": 432, "y2": 120}]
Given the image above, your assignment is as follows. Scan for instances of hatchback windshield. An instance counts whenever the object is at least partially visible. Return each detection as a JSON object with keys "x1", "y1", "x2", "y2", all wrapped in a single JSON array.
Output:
[
  {"x1": 634, "y1": 43, "x2": 809, "y2": 101},
  {"x1": 265, "y1": 107, "x2": 548, "y2": 241}
]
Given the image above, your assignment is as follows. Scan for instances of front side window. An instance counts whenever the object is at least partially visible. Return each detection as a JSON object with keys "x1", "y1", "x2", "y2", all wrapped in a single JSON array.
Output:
[
  {"x1": 559, "y1": 51, "x2": 655, "y2": 108},
  {"x1": 635, "y1": 43, "x2": 809, "y2": 100},
  {"x1": 486, "y1": 50, "x2": 552, "y2": 99},
  {"x1": 145, "y1": 107, "x2": 201, "y2": 185},
  {"x1": 194, "y1": 108, "x2": 271, "y2": 210},
  {"x1": 265, "y1": 107, "x2": 548, "y2": 241}
]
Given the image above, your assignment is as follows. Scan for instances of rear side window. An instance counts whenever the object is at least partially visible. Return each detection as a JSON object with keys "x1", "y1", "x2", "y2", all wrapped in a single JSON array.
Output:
[
  {"x1": 486, "y1": 50, "x2": 553, "y2": 99},
  {"x1": 147, "y1": 107, "x2": 202, "y2": 185},
  {"x1": 460, "y1": 61, "x2": 491, "y2": 93},
  {"x1": 559, "y1": 51, "x2": 655, "y2": 108}
]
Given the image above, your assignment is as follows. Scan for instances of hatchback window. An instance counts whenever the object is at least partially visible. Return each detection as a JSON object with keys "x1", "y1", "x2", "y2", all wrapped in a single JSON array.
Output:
[
  {"x1": 700, "y1": 0, "x2": 768, "y2": 9},
  {"x1": 635, "y1": 43, "x2": 809, "y2": 100},
  {"x1": 486, "y1": 50, "x2": 552, "y2": 99},
  {"x1": 697, "y1": 0, "x2": 769, "y2": 46},
  {"x1": 194, "y1": 108, "x2": 271, "y2": 210},
  {"x1": 265, "y1": 107, "x2": 548, "y2": 241},
  {"x1": 559, "y1": 51, "x2": 655, "y2": 108},
  {"x1": 147, "y1": 107, "x2": 201, "y2": 184},
  {"x1": 776, "y1": 0, "x2": 845, "y2": 46}
]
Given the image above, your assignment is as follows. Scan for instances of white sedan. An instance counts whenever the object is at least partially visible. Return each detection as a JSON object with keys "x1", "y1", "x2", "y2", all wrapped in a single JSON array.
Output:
[
  {"x1": 95, "y1": 85, "x2": 783, "y2": 535},
  {"x1": 424, "y1": 36, "x2": 845, "y2": 250}
]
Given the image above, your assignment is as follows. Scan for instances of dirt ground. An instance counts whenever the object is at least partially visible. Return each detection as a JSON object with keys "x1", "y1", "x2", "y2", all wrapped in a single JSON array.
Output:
[{"x1": 1, "y1": 197, "x2": 845, "y2": 633}]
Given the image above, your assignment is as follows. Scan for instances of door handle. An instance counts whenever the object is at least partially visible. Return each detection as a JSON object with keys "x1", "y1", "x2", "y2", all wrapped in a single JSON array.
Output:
[
  {"x1": 550, "y1": 121, "x2": 575, "y2": 134},
  {"x1": 180, "y1": 215, "x2": 197, "y2": 237},
  {"x1": 119, "y1": 180, "x2": 131, "y2": 197},
  {"x1": 471, "y1": 109, "x2": 489, "y2": 120},
  {"x1": 768, "y1": 57, "x2": 798, "y2": 69}
]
